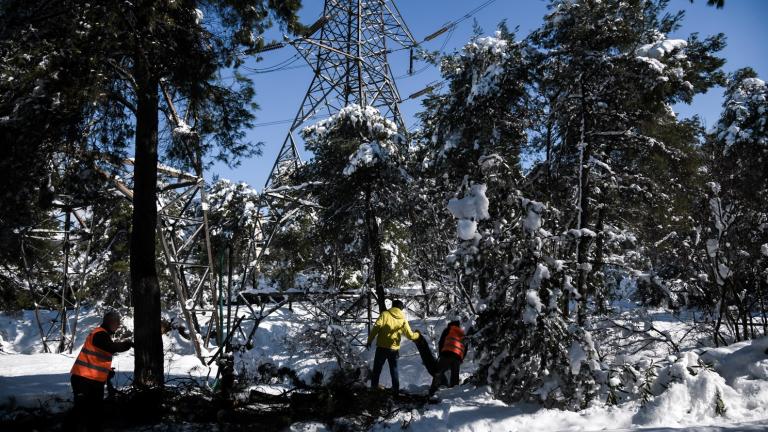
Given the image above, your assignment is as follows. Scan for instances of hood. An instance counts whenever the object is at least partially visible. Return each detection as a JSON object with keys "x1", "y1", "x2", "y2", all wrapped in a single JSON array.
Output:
[{"x1": 388, "y1": 307, "x2": 404, "y2": 319}]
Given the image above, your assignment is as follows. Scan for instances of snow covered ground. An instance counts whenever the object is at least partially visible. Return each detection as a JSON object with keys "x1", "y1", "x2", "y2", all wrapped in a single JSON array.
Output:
[
  {"x1": 2, "y1": 306, "x2": 768, "y2": 431},
  {"x1": 0, "y1": 309, "x2": 215, "y2": 413}
]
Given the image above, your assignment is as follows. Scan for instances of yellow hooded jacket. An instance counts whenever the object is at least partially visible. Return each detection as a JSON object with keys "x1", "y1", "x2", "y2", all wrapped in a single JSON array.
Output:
[{"x1": 366, "y1": 307, "x2": 420, "y2": 350}]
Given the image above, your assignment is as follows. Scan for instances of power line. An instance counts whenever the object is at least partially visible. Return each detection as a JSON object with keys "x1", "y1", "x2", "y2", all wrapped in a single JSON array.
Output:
[
  {"x1": 243, "y1": 54, "x2": 303, "y2": 74},
  {"x1": 404, "y1": 0, "x2": 497, "y2": 49},
  {"x1": 452, "y1": 0, "x2": 498, "y2": 27},
  {"x1": 218, "y1": 0, "x2": 500, "y2": 83},
  {"x1": 228, "y1": 1, "x2": 500, "y2": 122},
  {"x1": 395, "y1": 25, "x2": 455, "y2": 80},
  {"x1": 239, "y1": 0, "x2": 497, "y2": 77},
  {"x1": 251, "y1": 114, "x2": 328, "y2": 129},
  {"x1": 250, "y1": 118, "x2": 295, "y2": 128}
]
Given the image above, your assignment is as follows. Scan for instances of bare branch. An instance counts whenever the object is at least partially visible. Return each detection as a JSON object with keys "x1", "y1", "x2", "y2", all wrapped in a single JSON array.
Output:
[{"x1": 106, "y1": 59, "x2": 138, "y2": 91}]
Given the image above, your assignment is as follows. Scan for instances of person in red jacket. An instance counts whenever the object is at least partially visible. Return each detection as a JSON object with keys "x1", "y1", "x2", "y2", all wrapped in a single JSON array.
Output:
[
  {"x1": 69, "y1": 311, "x2": 133, "y2": 431},
  {"x1": 429, "y1": 320, "x2": 466, "y2": 396}
]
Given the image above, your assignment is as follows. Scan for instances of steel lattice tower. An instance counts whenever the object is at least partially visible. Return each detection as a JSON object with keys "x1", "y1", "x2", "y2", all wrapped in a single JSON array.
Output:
[
  {"x1": 265, "y1": 0, "x2": 417, "y2": 190},
  {"x1": 248, "y1": 0, "x2": 417, "y2": 269}
]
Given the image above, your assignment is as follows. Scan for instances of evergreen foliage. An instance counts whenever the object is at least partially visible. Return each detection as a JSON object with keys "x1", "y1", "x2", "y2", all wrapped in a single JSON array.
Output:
[{"x1": 2, "y1": 0, "x2": 766, "y2": 412}]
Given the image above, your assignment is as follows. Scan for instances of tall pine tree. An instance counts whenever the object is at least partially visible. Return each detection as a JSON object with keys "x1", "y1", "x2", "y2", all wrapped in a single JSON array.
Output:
[
  {"x1": 699, "y1": 68, "x2": 768, "y2": 343},
  {"x1": 296, "y1": 105, "x2": 409, "y2": 313},
  {"x1": 529, "y1": 0, "x2": 724, "y2": 322},
  {"x1": 414, "y1": 26, "x2": 533, "y2": 309},
  {"x1": 1, "y1": 0, "x2": 301, "y2": 386}
]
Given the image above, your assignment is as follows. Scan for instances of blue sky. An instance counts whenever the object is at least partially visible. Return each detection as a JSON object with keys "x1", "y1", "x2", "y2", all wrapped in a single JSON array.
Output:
[{"x1": 207, "y1": 0, "x2": 768, "y2": 189}]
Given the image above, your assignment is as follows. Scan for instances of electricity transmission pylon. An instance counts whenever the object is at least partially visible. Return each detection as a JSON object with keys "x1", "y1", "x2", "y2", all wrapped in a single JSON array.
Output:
[
  {"x1": 21, "y1": 199, "x2": 95, "y2": 354},
  {"x1": 109, "y1": 160, "x2": 219, "y2": 362},
  {"x1": 250, "y1": 0, "x2": 418, "y2": 267}
]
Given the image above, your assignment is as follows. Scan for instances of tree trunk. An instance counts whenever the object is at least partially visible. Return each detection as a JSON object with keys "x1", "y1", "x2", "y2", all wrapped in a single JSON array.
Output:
[
  {"x1": 478, "y1": 274, "x2": 488, "y2": 299},
  {"x1": 575, "y1": 177, "x2": 592, "y2": 326},
  {"x1": 733, "y1": 281, "x2": 749, "y2": 341},
  {"x1": 576, "y1": 157, "x2": 592, "y2": 325},
  {"x1": 575, "y1": 125, "x2": 593, "y2": 324},
  {"x1": 545, "y1": 118, "x2": 553, "y2": 190},
  {"x1": 561, "y1": 272, "x2": 570, "y2": 319},
  {"x1": 227, "y1": 244, "x2": 234, "y2": 337},
  {"x1": 737, "y1": 281, "x2": 751, "y2": 340},
  {"x1": 131, "y1": 45, "x2": 164, "y2": 388},
  {"x1": 758, "y1": 277, "x2": 767, "y2": 336},
  {"x1": 365, "y1": 187, "x2": 386, "y2": 312},
  {"x1": 713, "y1": 285, "x2": 728, "y2": 347},
  {"x1": 592, "y1": 207, "x2": 606, "y2": 314}
]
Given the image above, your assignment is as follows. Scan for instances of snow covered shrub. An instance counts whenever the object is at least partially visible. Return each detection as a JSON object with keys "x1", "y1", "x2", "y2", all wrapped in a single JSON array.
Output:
[
  {"x1": 474, "y1": 198, "x2": 602, "y2": 409},
  {"x1": 605, "y1": 358, "x2": 662, "y2": 406},
  {"x1": 632, "y1": 352, "x2": 737, "y2": 425},
  {"x1": 325, "y1": 323, "x2": 368, "y2": 369}
]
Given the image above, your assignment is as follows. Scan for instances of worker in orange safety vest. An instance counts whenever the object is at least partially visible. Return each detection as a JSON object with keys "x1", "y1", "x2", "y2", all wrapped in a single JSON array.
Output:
[
  {"x1": 69, "y1": 310, "x2": 133, "y2": 431},
  {"x1": 429, "y1": 319, "x2": 467, "y2": 396}
]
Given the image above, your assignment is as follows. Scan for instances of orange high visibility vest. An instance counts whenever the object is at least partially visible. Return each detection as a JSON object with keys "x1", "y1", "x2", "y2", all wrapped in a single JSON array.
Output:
[
  {"x1": 70, "y1": 327, "x2": 113, "y2": 382},
  {"x1": 442, "y1": 325, "x2": 466, "y2": 360}
]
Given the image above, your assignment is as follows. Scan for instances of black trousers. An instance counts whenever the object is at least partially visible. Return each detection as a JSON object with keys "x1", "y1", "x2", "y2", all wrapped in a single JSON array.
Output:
[
  {"x1": 70, "y1": 374, "x2": 106, "y2": 432},
  {"x1": 371, "y1": 347, "x2": 400, "y2": 392},
  {"x1": 429, "y1": 352, "x2": 461, "y2": 395}
]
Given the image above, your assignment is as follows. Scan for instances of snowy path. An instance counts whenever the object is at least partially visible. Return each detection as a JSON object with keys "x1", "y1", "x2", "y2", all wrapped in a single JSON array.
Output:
[
  {"x1": 0, "y1": 349, "x2": 212, "y2": 412},
  {"x1": 363, "y1": 385, "x2": 768, "y2": 432}
]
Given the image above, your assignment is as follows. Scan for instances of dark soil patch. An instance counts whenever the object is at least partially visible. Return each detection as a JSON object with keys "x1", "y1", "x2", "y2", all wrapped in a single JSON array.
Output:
[{"x1": 0, "y1": 384, "x2": 431, "y2": 431}]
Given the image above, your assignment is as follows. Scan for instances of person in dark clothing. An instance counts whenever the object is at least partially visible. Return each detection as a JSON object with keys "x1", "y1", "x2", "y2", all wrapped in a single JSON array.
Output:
[
  {"x1": 413, "y1": 329, "x2": 438, "y2": 375},
  {"x1": 69, "y1": 311, "x2": 133, "y2": 432},
  {"x1": 429, "y1": 320, "x2": 466, "y2": 396}
]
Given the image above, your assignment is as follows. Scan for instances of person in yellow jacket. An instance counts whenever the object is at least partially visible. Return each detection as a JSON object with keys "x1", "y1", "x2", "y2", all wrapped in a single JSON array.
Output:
[{"x1": 366, "y1": 299, "x2": 420, "y2": 394}]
